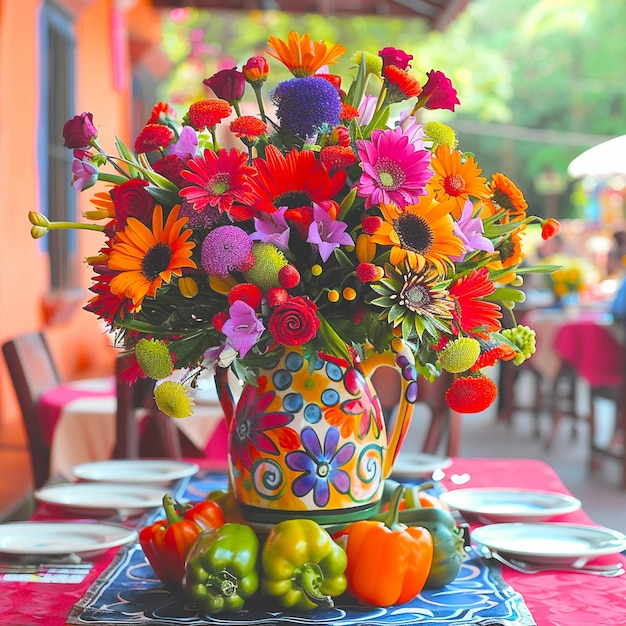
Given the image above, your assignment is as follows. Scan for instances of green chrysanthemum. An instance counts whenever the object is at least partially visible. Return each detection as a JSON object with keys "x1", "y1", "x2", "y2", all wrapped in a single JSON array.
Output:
[
  {"x1": 424, "y1": 121, "x2": 458, "y2": 149},
  {"x1": 243, "y1": 242, "x2": 288, "y2": 292},
  {"x1": 154, "y1": 381, "x2": 194, "y2": 418},
  {"x1": 135, "y1": 338, "x2": 174, "y2": 379},
  {"x1": 352, "y1": 51, "x2": 383, "y2": 76},
  {"x1": 439, "y1": 337, "x2": 481, "y2": 373},
  {"x1": 502, "y1": 325, "x2": 536, "y2": 365}
]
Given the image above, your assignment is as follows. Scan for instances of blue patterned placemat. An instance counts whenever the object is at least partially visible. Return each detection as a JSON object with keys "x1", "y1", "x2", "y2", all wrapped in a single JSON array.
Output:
[{"x1": 68, "y1": 470, "x2": 536, "y2": 626}]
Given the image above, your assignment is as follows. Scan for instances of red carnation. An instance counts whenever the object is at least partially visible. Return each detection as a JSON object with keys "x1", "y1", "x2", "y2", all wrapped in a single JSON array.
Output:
[
  {"x1": 445, "y1": 375, "x2": 498, "y2": 413},
  {"x1": 148, "y1": 102, "x2": 178, "y2": 124},
  {"x1": 152, "y1": 155, "x2": 187, "y2": 188},
  {"x1": 228, "y1": 283, "x2": 262, "y2": 310},
  {"x1": 134, "y1": 124, "x2": 175, "y2": 153},
  {"x1": 110, "y1": 179, "x2": 156, "y2": 229},
  {"x1": 268, "y1": 296, "x2": 319, "y2": 346}
]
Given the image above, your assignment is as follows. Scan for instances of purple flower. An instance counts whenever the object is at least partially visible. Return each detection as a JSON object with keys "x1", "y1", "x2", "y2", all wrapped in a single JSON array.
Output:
[
  {"x1": 201, "y1": 225, "x2": 253, "y2": 278},
  {"x1": 271, "y1": 76, "x2": 342, "y2": 139},
  {"x1": 169, "y1": 125, "x2": 198, "y2": 159},
  {"x1": 251, "y1": 206, "x2": 291, "y2": 251},
  {"x1": 286, "y1": 427, "x2": 354, "y2": 508},
  {"x1": 307, "y1": 203, "x2": 354, "y2": 262},
  {"x1": 358, "y1": 94, "x2": 378, "y2": 126},
  {"x1": 71, "y1": 158, "x2": 98, "y2": 192},
  {"x1": 451, "y1": 200, "x2": 494, "y2": 262},
  {"x1": 222, "y1": 300, "x2": 265, "y2": 358}
]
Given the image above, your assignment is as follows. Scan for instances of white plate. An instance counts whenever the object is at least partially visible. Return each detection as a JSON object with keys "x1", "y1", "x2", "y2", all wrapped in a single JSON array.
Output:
[
  {"x1": 71, "y1": 459, "x2": 199, "y2": 485},
  {"x1": 472, "y1": 522, "x2": 626, "y2": 566},
  {"x1": 35, "y1": 483, "x2": 165, "y2": 516},
  {"x1": 391, "y1": 453, "x2": 452, "y2": 480},
  {"x1": 440, "y1": 488, "x2": 581, "y2": 522},
  {"x1": 0, "y1": 521, "x2": 137, "y2": 558}
]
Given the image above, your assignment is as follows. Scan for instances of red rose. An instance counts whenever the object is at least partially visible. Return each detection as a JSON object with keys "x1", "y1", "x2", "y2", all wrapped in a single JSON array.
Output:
[
  {"x1": 63, "y1": 112, "x2": 98, "y2": 148},
  {"x1": 110, "y1": 179, "x2": 156, "y2": 229},
  {"x1": 378, "y1": 46, "x2": 413, "y2": 71},
  {"x1": 203, "y1": 68, "x2": 246, "y2": 104},
  {"x1": 152, "y1": 155, "x2": 187, "y2": 188},
  {"x1": 268, "y1": 296, "x2": 320, "y2": 346},
  {"x1": 417, "y1": 70, "x2": 460, "y2": 112}
]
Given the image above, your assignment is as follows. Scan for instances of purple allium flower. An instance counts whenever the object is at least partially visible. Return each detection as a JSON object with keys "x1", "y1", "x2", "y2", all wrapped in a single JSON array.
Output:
[
  {"x1": 222, "y1": 300, "x2": 265, "y2": 358},
  {"x1": 71, "y1": 158, "x2": 98, "y2": 192},
  {"x1": 251, "y1": 206, "x2": 291, "y2": 251},
  {"x1": 307, "y1": 203, "x2": 354, "y2": 262},
  {"x1": 451, "y1": 200, "x2": 494, "y2": 262},
  {"x1": 201, "y1": 225, "x2": 253, "y2": 278},
  {"x1": 179, "y1": 198, "x2": 222, "y2": 229},
  {"x1": 271, "y1": 76, "x2": 342, "y2": 138},
  {"x1": 169, "y1": 125, "x2": 198, "y2": 159}
]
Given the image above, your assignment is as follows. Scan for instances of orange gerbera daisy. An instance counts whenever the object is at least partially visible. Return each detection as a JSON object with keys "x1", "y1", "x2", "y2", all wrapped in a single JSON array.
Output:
[
  {"x1": 369, "y1": 194, "x2": 464, "y2": 275},
  {"x1": 266, "y1": 31, "x2": 346, "y2": 77},
  {"x1": 488, "y1": 225, "x2": 526, "y2": 284},
  {"x1": 430, "y1": 145, "x2": 491, "y2": 216},
  {"x1": 108, "y1": 205, "x2": 197, "y2": 309},
  {"x1": 484, "y1": 172, "x2": 528, "y2": 220}
]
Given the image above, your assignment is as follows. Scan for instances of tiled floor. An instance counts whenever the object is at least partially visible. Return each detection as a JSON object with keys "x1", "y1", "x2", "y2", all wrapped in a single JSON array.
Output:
[{"x1": 1, "y1": 369, "x2": 626, "y2": 532}]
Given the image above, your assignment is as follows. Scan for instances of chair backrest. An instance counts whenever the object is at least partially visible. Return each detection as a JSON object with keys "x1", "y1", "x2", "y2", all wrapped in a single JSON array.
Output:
[{"x1": 2, "y1": 331, "x2": 62, "y2": 488}]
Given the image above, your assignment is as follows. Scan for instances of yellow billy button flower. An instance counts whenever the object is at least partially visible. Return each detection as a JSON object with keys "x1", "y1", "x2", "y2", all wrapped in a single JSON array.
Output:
[
  {"x1": 311, "y1": 264, "x2": 323, "y2": 277},
  {"x1": 178, "y1": 276, "x2": 199, "y2": 298},
  {"x1": 343, "y1": 287, "x2": 357, "y2": 301},
  {"x1": 439, "y1": 337, "x2": 481, "y2": 373},
  {"x1": 328, "y1": 289, "x2": 340, "y2": 303},
  {"x1": 135, "y1": 338, "x2": 174, "y2": 380},
  {"x1": 154, "y1": 380, "x2": 194, "y2": 419}
]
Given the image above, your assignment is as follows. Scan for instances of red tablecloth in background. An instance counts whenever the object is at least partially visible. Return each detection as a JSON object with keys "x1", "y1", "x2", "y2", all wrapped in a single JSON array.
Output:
[{"x1": 1, "y1": 457, "x2": 625, "y2": 625}]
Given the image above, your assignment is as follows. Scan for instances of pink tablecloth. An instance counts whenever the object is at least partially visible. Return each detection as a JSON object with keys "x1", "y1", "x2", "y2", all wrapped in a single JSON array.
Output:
[{"x1": 1, "y1": 457, "x2": 625, "y2": 625}]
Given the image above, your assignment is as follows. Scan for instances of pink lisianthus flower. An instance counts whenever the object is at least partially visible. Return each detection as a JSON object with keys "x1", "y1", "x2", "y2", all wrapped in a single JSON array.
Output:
[{"x1": 71, "y1": 158, "x2": 98, "y2": 192}]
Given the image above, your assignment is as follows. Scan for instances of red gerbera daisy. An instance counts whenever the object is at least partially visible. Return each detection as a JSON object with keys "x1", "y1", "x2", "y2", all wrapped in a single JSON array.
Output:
[
  {"x1": 448, "y1": 267, "x2": 502, "y2": 338},
  {"x1": 179, "y1": 147, "x2": 256, "y2": 216},
  {"x1": 383, "y1": 65, "x2": 422, "y2": 105},
  {"x1": 340, "y1": 103, "x2": 360, "y2": 122},
  {"x1": 248, "y1": 144, "x2": 347, "y2": 218}
]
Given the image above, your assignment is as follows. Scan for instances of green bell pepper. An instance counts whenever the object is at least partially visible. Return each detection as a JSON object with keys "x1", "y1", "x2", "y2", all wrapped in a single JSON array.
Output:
[
  {"x1": 182, "y1": 523, "x2": 260, "y2": 615},
  {"x1": 261, "y1": 518, "x2": 347, "y2": 612}
]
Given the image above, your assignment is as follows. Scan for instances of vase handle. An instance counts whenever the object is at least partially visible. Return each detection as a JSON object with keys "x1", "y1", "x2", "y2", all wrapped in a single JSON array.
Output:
[
  {"x1": 361, "y1": 344, "x2": 418, "y2": 479},
  {"x1": 214, "y1": 366, "x2": 236, "y2": 428}
]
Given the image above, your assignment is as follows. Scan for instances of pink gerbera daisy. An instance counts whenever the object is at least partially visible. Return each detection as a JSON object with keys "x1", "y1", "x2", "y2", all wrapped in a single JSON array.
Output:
[
  {"x1": 355, "y1": 125, "x2": 433, "y2": 210},
  {"x1": 179, "y1": 147, "x2": 256, "y2": 217}
]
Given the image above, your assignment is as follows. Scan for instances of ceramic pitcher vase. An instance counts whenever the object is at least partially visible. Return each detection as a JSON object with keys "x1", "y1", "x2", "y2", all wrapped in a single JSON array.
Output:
[{"x1": 215, "y1": 344, "x2": 418, "y2": 526}]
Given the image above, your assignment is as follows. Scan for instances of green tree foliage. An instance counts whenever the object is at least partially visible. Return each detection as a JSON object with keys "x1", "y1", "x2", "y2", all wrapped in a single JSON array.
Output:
[{"x1": 158, "y1": 0, "x2": 626, "y2": 219}]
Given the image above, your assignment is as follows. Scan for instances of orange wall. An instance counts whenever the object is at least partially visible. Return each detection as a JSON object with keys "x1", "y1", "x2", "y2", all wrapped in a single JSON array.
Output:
[{"x1": 0, "y1": 0, "x2": 163, "y2": 423}]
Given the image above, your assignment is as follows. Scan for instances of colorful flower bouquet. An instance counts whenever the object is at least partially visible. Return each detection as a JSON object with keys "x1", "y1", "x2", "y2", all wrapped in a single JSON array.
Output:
[{"x1": 30, "y1": 32, "x2": 558, "y2": 418}]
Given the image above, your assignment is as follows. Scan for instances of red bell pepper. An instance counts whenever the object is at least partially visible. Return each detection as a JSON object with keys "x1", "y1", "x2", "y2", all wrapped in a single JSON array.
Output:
[{"x1": 139, "y1": 493, "x2": 224, "y2": 587}]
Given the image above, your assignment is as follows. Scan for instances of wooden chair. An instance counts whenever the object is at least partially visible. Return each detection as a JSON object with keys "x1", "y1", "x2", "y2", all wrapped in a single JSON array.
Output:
[{"x1": 2, "y1": 331, "x2": 62, "y2": 488}]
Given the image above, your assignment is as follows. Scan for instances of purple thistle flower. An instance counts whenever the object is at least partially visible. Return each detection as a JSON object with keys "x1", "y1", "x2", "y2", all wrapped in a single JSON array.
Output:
[
  {"x1": 222, "y1": 300, "x2": 265, "y2": 358},
  {"x1": 271, "y1": 76, "x2": 342, "y2": 139},
  {"x1": 201, "y1": 225, "x2": 253, "y2": 278},
  {"x1": 451, "y1": 200, "x2": 494, "y2": 262},
  {"x1": 251, "y1": 206, "x2": 291, "y2": 251},
  {"x1": 307, "y1": 203, "x2": 354, "y2": 262}
]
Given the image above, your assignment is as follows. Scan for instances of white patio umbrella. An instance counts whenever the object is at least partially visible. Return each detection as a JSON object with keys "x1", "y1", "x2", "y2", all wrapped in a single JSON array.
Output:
[{"x1": 567, "y1": 135, "x2": 626, "y2": 179}]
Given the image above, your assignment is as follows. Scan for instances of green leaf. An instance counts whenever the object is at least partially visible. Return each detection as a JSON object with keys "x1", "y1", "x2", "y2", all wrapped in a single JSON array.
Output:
[
  {"x1": 147, "y1": 186, "x2": 182, "y2": 207},
  {"x1": 333, "y1": 248, "x2": 355, "y2": 270},
  {"x1": 317, "y1": 313, "x2": 352, "y2": 362}
]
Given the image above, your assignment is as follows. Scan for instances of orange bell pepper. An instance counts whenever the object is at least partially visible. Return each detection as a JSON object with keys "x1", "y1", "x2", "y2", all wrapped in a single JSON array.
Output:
[
  {"x1": 139, "y1": 494, "x2": 224, "y2": 587},
  {"x1": 335, "y1": 485, "x2": 433, "y2": 607}
]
